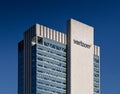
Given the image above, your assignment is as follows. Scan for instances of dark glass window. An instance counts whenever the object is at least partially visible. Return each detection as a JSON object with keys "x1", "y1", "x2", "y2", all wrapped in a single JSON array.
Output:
[{"x1": 38, "y1": 37, "x2": 43, "y2": 44}]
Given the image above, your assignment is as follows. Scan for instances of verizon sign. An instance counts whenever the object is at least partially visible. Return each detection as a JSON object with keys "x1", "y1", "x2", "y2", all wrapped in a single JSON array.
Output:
[{"x1": 73, "y1": 39, "x2": 91, "y2": 49}]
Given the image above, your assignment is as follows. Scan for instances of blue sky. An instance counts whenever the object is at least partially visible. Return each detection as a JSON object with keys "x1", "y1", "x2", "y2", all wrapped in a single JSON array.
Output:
[{"x1": 0, "y1": 0, "x2": 120, "y2": 94}]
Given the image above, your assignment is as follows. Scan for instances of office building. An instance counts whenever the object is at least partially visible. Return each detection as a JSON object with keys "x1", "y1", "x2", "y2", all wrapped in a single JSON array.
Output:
[{"x1": 18, "y1": 19, "x2": 100, "y2": 94}]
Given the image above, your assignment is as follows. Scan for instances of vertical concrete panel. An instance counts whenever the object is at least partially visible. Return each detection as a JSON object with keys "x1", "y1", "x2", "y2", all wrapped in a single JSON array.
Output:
[
  {"x1": 51, "y1": 29, "x2": 53, "y2": 40},
  {"x1": 36, "y1": 24, "x2": 40, "y2": 36},
  {"x1": 61, "y1": 33, "x2": 63, "y2": 43},
  {"x1": 52, "y1": 29, "x2": 53, "y2": 40},
  {"x1": 49, "y1": 29, "x2": 52, "y2": 40},
  {"x1": 59, "y1": 32, "x2": 61, "y2": 43},
  {"x1": 40, "y1": 25, "x2": 43, "y2": 37},
  {"x1": 64, "y1": 34, "x2": 66, "y2": 44},
  {"x1": 46, "y1": 28, "x2": 49, "y2": 39},
  {"x1": 43, "y1": 26, "x2": 46, "y2": 38},
  {"x1": 39, "y1": 25, "x2": 41, "y2": 36},
  {"x1": 55, "y1": 31, "x2": 59, "y2": 41},
  {"x1": 55, "y1": 31, "x2": 57, "y2": 41},
  {"x1": 67, "y1": 19, "x2": 94, "y2": 94},
  {"x1": 62, "y1": 34, "x2": 65, "y2": 44},
  {"x1": 54, "y1": 30, "x2": 56, "y2": 41},
  {"x1": 57, "y1": 32, "x2": 59, "y2": 42}
]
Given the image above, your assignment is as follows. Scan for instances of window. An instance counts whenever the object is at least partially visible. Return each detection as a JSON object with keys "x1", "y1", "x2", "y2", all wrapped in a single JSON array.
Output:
[{"x1": 38, "y1": 37, "x2": 43, "y2": 44}]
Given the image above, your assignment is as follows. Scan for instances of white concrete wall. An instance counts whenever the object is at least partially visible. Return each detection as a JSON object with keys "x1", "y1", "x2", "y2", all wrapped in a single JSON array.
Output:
[
  {"x1": 36, "y1": 24, "x2": 66, "y2": 44},
  {"x1": 68, "y1": 19, "x2": 94, "y2": 94}
]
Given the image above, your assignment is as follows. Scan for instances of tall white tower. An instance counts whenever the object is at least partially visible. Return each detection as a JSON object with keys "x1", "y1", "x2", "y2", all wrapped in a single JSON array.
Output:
[{"x1": 67, "y1": 19, "x2": 100, "y2": 94}]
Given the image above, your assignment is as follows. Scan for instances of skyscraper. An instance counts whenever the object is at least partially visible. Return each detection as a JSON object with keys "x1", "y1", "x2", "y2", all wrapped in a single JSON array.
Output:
[{"x1": 18, "y1": 19, "x2": 100, "y2": 94}]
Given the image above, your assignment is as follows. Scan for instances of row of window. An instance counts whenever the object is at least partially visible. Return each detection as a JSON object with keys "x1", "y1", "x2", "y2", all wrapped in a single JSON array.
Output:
[
  {"x1": 94, "y1": 88, "x2": 100, "y2": 93},
  {"x1": 94, "y1": 73, "x2": 99, "y2": 78},
  {"x1": 94, "y1": 55, "x2": 99, "y2": 63},
  {"x1": 36, "y1": 89, "x2": 52, "y2": 94},
  {"x1": 37, "y1": 79, "x2": 66, "y2": 90},
  {"x1": 94, "y1": 68, "x2": 99, "y2": 73},
  {"x1": 37, "y1": 84, "x2": 65, "y2": 94},
  {"x1": 37, "y1": 56, "x2": 66, "y2": 68},
  {"x1": 44, "y1": 41, "x2": 66, "y2": 52},
  {"x1": 37, "y1": 73, "x2": 66, "y2": 85},
  {"x1": 94, "y1": 78, "x2": 99, "y2": 83},
  {"x1": 94, "y1": 63, "x2": 99, "y2": 68},
  {"x1": 37, "y1": 46, "x2": 66, "y2": 58},
  {"x1": 37, "y1": 64, "x2": 66, "y2": 75},
  {"x1": 37, "y1": 47, "x2": 66, "y2": 60},
  {"x1": 37, "y1": 51, "x2": 66, "y2": 63},
  {"x1": 37, "y1": 60, "x2": 66, "y2": 73},
  {"x1": 94, "y1": 83, "x2": 99, "y2": 89},
  {"x1": 37, "y1": 78, "x2": 65, "y2": 88},
  {"x1": 37, "y1": 66, "x2": 66, "y2": 79}
]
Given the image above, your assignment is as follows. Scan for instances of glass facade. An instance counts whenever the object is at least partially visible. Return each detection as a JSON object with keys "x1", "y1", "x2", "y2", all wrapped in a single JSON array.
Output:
[
  {"x1": 94, "y1": 55, "x2": 100, "y2": 94},
  {"x1": 32, "y1": 38, "x2": 66, "y2": 94}
]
